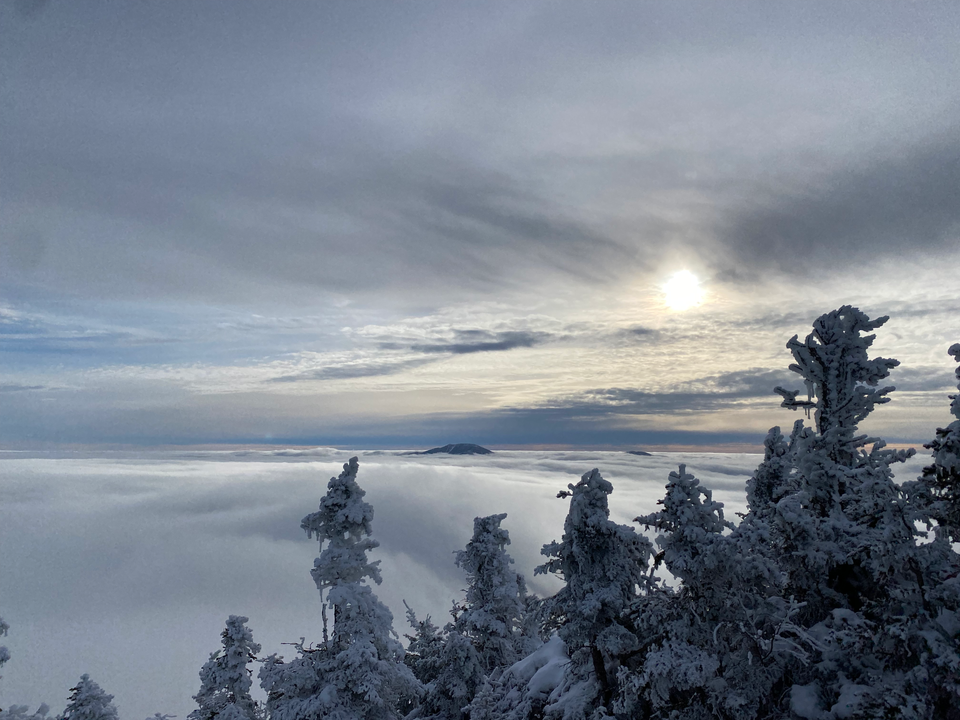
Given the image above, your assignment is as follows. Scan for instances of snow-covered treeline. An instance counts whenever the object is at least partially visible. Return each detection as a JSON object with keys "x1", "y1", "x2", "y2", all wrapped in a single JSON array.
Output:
[{"x1": 3, "y1": 306, "x2": 959, "y2": 719}]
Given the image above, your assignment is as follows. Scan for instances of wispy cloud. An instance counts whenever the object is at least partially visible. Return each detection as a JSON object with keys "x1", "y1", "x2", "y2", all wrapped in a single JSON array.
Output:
[
  {"x1": 269, "y1": 356, "x2": 439, "y2": 383},
  {"x1": 408, "y1": 329, "x2": 553, "y2": 355}
]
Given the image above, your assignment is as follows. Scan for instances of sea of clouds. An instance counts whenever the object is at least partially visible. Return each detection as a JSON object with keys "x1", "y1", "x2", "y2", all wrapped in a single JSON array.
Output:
[{"x1": 0, "y1": 448, "x2": 930, "y2": 719}]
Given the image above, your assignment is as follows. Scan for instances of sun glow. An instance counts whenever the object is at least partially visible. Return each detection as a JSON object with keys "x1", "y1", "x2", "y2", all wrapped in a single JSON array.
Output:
[{"x1": 662, "y1": 270, "x2": 704, "y2": 311}]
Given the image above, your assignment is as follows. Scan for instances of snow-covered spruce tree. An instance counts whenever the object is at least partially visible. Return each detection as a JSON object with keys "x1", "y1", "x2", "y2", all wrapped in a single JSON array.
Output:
[
  {"x1": 535, "y1": 468, "x2": 653, "y2": 716},
  {"x1": 624, "y1": 464, "x2": 801, "y2": 720},
  {"x1": 914, "y1": 343, "x2": 960, "y2": 542},
  {"x1": 403, "y1": 602, "x2": 446, "y2": 687},
  {"x1": 744, "y1": 420, "x2": 805, "y2": 520},
  {"x1": 453, "y1": 513, "x2": 530, "y2": 676},
  {"x1": 190, "y1": 615, "x2": 261, "y2": 720},
  {"x1": 418, "y1": 631, "x2": 486, "y2": 720},
  {"x1": 769, "y1": 307, "x2": 917, "y2": 615},
  {"x1": 773, "y1": 305, "x2": 902, "y2": 466},
  {"x1": 259, "y1": 457, "x2": 420, "y2": 720},
  {"x1": 0, "y1": 616, "x2": 9, "y2": 675},
  {"x1": 60, "y1": 675, "x2": 118, "y2": 720},
  {"x1": 756, "y1": 306, "x2": 960, "y2": 718},
  {"x1": 403, "y1": 601, "x2": 489, "y2": 720}
]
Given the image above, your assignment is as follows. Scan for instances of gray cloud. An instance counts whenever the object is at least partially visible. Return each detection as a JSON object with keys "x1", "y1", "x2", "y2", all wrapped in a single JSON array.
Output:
[
  {"x1": 0, "y1": 383, "x2": 47, "y2": 392},
  {"x1": 409, "y1": 329, "x2": 552, "y2": 355},
  {"x1": 555, "y1": 368, "x2": 797, "y2": 415},
  {"x1": 4, "y1": 2, "x2": 959, "y2": 306},
  {"x1": 612, "y1": 325, "x2": 661, "y2": 343},
  {"x1": 714, "y1": 136, "x2": 960, "y2": 276},
  {"x1": 269, "y1": 357, "x2": 438, "y2": 383},
  {"x1": 888, "y1": 365, "x2": 958, "y2": 393}
]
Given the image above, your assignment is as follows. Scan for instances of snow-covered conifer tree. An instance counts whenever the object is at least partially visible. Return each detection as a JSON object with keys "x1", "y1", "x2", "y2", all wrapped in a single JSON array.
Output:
[
  {"x1": 537, "y1": 468, "x2": 652, "y2": 712},
  {"x1": 613, "y1": 308, "x2": 960, "y2": 719},
  {"x1": 637, "y1": 462, "x2": 813, "y2": 718},
  {"x1": 260, "y1": 457, "x2": 419, "y2": 720},
  {"x1": 189, "y1": 615, "x2": 261, "y2": 720},
  {"x1": 636, "y1": 464, "x2": 733, "y2": 594},
  {"x1": 915, "y1": 343, "x2": 960, "y2": 542},
  {"x1": 454, "y1": 513, "x2": 529, "y2": 675},
  {"x1": 774, "y1": 305, "x2": 901, "y2": 464},
  {"x1": 769, "y1": 307, "x2": 916, "y2": 615},
  {"x1": 755, "y1": 307, "x2": 960, "y2": 718},
  {"x1": 0, "y1": 616, "x2": 9, "y2": 674},
  {"x1": 745, "y1": 421, "x2": 805, "y2": 519},
  {"x1": 419, "y1": 631, "x2": 486, "y2": 720},
  {"x1": 60, "y1": 675, "x2": 118, "y2": 720},
  {"x1": 402, "y1": 602, "x2": 445, "y2": 687}
]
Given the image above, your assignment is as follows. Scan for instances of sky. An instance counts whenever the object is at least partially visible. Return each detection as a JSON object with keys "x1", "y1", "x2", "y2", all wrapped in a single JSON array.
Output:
[
  {"x1": 0, "y1": 449, "x2": 933, "y2": 718},
  {"x1": 2, "y1": 1, "x2": 960, "y2": 449}
]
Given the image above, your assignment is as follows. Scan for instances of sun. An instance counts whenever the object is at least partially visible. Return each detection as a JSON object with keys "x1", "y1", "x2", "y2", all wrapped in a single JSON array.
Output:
[{"x1": 662, "y1": 270, "x2": 704, "y2": 311}]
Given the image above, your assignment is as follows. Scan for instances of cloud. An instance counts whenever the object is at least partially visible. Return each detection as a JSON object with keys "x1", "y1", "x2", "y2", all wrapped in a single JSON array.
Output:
[
  {"x1": 713, "y1": 136, "x2": 960, "y2": 276},
  {"x1": 269, "y1": 357, "x2": 438, "y2": 383},
  {"x1": 0, "y1": 383, "x2": 47, "y2": 392},
  {"x1": 620, "y1": 325, "x2": 658, "y2": 337},
  {"x1": 888, "y1": 365, "x2": 958, "y2": 393},
  {"x1": 5, "y1": 1, "x2": 958, "y2": 308},
  {"x1": 529, "y1": 367, "x2": 797, "y2": 416},
  {"x1": 410, "y1": 329, "x2": 552, "y2": 355}
]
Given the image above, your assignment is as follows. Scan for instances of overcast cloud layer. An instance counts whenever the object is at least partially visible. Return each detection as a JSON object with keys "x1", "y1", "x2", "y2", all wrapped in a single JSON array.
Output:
[{"x1": 2, "y1": 2, "x2": 960, "y2": 447}]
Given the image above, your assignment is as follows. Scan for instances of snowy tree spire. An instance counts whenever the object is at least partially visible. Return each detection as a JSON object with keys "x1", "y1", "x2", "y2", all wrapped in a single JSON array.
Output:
[
  {"x1": 189, "y1": 615, "x2": 261, "y2": 720},
  {"x1": 260, "y1": 458, "x2": 420, "y2": 720},
  {"x1": 301, "y1": 456, "x2": 381, "y2": 596},
  {"x1": 637, "y1": 464, "x2": 733, "y2": 590},
  {"x1": 61, "y1": 675, "x2": 119, "y2": 720},
  {"x1": 454, "y1": 513, "x2": 528, "y2": 675},
  {"x1": 538, "y1": 468, "x2": 652, "y2": 709},
  {"x1": 774, "y1": 305, "x2": 899, "y2": 463}
]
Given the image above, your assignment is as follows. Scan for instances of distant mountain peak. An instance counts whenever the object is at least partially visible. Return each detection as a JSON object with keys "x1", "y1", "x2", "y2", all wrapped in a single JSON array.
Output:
[{"x1": 419, "y1": 443, "x2": 493, "y2": 455}]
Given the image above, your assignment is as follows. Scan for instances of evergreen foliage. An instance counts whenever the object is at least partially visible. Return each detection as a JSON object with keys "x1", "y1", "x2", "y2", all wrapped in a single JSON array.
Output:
[
  {"x1": 259, "y1": 457, "x2": 420, "y2": 720},
  {"x1": 418, "y1": 632, "x2": 486, "y2": 720},
  {"x1": 60, "y1": 676, "x2": 118, "y2": 720},
  {"x1": 0, "y1": 616, "x2": 9, "y2": 674},
  {"x1": 402, "y1": 603, "x2": 445, "y2": 687},
  {"x1": 189, "y1": 616, "x2": 261, "y2": 720},
  {"x1": 454, "y1": 513, "x2": 529, "y2": 675},
  {"x1": 914, "y1": 343, "x2": 960, "y2": 542},
  {"x1": 538, "y1": 468, "x2": 653, "y2": 713}
]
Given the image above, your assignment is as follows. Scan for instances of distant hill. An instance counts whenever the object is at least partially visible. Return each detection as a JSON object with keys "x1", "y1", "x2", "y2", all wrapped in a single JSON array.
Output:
[
  {"x1": 413, "y1": 443, "x2": 493, "y2": 455},
  {"x1": 625, "y1": 450, "x2": 652, "y2": 456}
]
